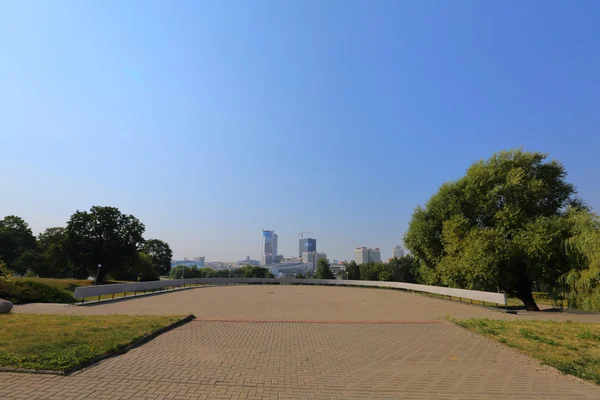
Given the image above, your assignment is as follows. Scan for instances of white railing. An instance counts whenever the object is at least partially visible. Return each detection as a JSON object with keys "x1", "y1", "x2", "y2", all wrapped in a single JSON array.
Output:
[{"x1": 73, "y1": 278, "x2": 507, "y2": 305}]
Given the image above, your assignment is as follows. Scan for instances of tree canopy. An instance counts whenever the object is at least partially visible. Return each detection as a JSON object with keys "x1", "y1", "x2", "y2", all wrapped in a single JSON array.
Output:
[
  {"x1": 560, "y1": 210, "x2": 600, "y2": 310},
  {"x1": 141, "y1": 239, "x2": 173, "y2": 276},
  {"x1": 66, "y1": 206, "x2": 146, "y2": 282},
  {"x1": 315, "y1": 258, "x2": 335, "y2": 279},
  {"x1": 0, "y1": 216, "x2": 36, "y2": 273},
  {"x1": 404, "y1": 149, "x2": 581, "y2": 310}
]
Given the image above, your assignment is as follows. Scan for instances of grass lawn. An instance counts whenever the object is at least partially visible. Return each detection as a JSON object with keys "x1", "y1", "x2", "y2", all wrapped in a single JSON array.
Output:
[
  {"x1": 451, "y1": 318, "x2": 600, "y2": 385},
  {"x1": 0, "y1": 314, "x2": 183, "y2": 371}
]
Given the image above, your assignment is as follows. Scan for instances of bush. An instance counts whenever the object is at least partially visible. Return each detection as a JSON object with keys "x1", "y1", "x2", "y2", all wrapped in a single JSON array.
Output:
[{"x1": 0, "y1": 279, "x2": 73, "y2": 304}]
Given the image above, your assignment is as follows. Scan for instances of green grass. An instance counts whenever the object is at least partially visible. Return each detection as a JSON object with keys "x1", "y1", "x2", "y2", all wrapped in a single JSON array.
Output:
[
  {"x1": 451, "y1": 318, "x2": 600, "y2": 385},
  {"x1": 0, "y1": 314, "x2": 183, "y2": 371}
]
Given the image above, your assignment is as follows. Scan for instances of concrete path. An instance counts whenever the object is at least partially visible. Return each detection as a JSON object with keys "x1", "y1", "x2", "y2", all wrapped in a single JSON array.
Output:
[{"x1": 3, "y1": 285, "x2": 600, "y2": 399}]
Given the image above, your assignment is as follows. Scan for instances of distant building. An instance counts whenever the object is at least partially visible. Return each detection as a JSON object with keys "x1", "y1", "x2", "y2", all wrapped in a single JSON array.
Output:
[
  {"x1": 370, "y1": 248, "x2": 381, "y2": 263},
  {"x1": 261, "y1": 229, "x2": 276, "y2": 265},
  {"x1": 193, "y1": 256, "x2": 206, "y2": 268},
  {"x1": 298, "y1": 238, "x2": 317, "y2": 257},
  {"x1": 393, "y1": 246, "x2": 404, "y2": 259},
  {"x1": 330, "y1": 264, "x2": 343, "y2": 273},
  {"x1": 302, "y1": 251, "x2": 327, "y2": 265},
  {"x1": 354, "y1": 247, "x2": 381, "y2": 264},
  {"x1": 206, "y1": 261, "x2": 225, "y2": 269},
  {"x1": 354, "y1": 247, "x2": 369, "y2": 264},
  {"x1": 237, "y1": 258, "x2": 260, "y2": 266}
]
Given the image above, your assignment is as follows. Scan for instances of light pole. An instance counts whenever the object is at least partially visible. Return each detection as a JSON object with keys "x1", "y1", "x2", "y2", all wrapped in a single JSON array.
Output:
[{"x1": 94, "y1": 264, "x2": 102, "y2": 285}]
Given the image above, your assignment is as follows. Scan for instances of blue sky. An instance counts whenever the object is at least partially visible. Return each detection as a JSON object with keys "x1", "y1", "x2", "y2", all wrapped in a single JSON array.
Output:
[{"x1": 1, "y1": 1, "x2": 599, "y2": 261}]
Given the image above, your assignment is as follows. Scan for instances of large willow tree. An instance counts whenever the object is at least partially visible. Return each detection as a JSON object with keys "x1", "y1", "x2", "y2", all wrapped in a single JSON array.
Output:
[
  {"x1": 404, "y1": 149, "x2": 581, "y2": 311},
  {"x1": 561, "y1": 211, "x2": 600, "y2": 311}
]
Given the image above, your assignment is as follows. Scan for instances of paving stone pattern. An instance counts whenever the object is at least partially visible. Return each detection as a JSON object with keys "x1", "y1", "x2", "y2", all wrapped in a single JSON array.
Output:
[{"x1": 3, "y1": 286, "x2": 600, "y2": 399}]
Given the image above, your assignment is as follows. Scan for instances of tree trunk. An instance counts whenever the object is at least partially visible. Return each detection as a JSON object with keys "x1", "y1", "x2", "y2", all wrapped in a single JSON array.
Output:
[{"x1": 514, "y1": 284, "x2": 540, "y2": 311}]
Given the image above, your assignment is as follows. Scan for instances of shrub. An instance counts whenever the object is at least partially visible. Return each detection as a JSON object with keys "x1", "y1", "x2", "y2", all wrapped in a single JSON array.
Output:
[{"x1": 0, "y1": 280, "x2": 73, "y2": 304}]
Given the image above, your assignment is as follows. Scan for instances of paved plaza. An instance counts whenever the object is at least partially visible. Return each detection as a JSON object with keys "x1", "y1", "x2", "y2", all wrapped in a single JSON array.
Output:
[{"x1": 3, "y1": 285, "x2": 600, "y2": 399}]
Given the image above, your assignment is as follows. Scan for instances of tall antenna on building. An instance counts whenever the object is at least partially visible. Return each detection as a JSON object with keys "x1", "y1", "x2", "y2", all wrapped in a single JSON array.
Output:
[{"x1": 298, "y1": 231, "x2": 312, "y2": 239}]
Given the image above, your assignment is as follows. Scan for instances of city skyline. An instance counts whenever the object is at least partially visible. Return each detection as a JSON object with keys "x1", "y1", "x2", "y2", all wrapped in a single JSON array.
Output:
[{"x1": 2, "y1": 2, "x2": 599, "y2": 263}]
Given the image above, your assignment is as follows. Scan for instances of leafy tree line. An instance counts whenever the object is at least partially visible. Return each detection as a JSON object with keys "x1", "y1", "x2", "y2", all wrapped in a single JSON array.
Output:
[
  {"x1": 170, "y1": 265, "x2": 274, "y2": 279},
  {"x1": 343, "y1": 255, "x2": 419, "y2": 283},
  {"x1": 0, "y1": 206, "x2": 173, "y2": 283},
  {"x1": 403, "y1": 149, "x2": 600, "y2": 311}
]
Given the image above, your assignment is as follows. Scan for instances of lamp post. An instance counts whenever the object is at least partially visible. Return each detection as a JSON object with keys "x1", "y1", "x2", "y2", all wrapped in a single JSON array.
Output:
[{"x1": 94, "y1": 264, "x2": 102, "y2": 285}]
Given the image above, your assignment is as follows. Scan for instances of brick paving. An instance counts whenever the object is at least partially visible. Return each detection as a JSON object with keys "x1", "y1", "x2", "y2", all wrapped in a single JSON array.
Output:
[
  {"x1": 3, "y1": 285, "x2": 600, "y2": 399},
  {"x1": 14, "y1": 285, "x2": 600, "y2": 323}
]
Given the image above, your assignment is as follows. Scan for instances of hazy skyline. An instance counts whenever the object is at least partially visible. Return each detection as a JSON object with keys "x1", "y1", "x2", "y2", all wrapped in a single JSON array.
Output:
[{"x1": 2, "y1": 1, "x2": 600, "y2": 261}]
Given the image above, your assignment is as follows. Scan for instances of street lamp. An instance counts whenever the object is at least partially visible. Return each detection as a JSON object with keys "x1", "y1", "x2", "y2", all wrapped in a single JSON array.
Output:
[{"x1": 94, "y1": 264, "x2": 102, "y2": 285}]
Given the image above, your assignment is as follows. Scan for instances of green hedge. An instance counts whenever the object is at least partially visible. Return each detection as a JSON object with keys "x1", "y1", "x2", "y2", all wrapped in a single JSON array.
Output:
[{"x1": 0, "y1": 280, "x2": 73, "y2": 304}]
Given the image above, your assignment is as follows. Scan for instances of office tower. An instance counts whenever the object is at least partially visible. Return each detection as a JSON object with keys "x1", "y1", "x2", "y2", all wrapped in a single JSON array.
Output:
[
  {"x1": 299, "y1": 238, "x2": 317, "y2": 257},
  {"x1": 370, "y1": 248, "x2": 381, "y2": 262},
  {"x1": 354, "y1": 247, "x2": 381, "y2": 263},
  {"x1": 261, "y1": 229, "x2": 275, "y2": 265},
  {"x1": 393, "y1": 245, "x2": 404, "y2": 258},
  {"x1": 302, "y1": 251, "x2": 327, "y2": 264},
  {"x1": 354, "y1": 247, "x2": 369, "y2": 264}
]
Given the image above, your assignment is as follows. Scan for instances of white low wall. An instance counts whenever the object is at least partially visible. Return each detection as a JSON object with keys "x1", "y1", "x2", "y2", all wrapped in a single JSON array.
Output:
[{"x1": 73, "y1": 278, "x2": 507, "y2": 305}]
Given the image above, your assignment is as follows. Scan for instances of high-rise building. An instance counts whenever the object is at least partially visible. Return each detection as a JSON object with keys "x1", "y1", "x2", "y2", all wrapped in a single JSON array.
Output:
[
  {"x1": 354, "y1": 247, "x2": 380, "y2": 263},
  {"x1": 193, "y1": 256, "x2": 206, "y2": 268},
  {"x1": 393, "y1": 245, "x2": 404, "y2": 259},
  {"x1": 299, "y1": 238, "x2": 317, "y2": 257},
  {"x1": 354, "y1": 247, "x2": 369, "y2": 264},
  {"x1": 370, "y1": 248, "x2": 381, "y2": 263},
  {"x1": 261, "y1": 229, "x2": 276, "y2": 265},
  {"x1": 302, "y1": 251, "x2": 327, "y2": 264}
]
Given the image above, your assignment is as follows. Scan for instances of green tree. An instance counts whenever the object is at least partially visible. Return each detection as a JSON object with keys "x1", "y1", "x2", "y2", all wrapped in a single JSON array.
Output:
[
  {"x1": 315, "y1": 258, "x2": 335, "y2": 279},
  {"x1": 66, "y1": 206, "x2": 145, "y2": 282},
  {"x1": 239, "y1": 265, "x2": 273, "y2": 278},
  {"x1": 170, "y1": 265, "x2": 208, "y2": 279},
  {"x1": 343, "y1": 261, "x2": 360, "y2": 280},
  {"x1": 12, "y1": 250, "x2": 46, "y2": 277},
  {"x1": 359, "y1": 262, "x2": 379, "y2": 281},
  {"x1": 390, "y1": 254, "x2": 420, "y2": 283},
  {"x1": 0, "y1": 260, "x2": 11, "y2": 280},
  {"x1": 35, "y1": 227, "x2": 73, "y2": 278},
  {"x1": 141, "y1": 239, "x2": 173, "y2": 276},
  {"x1": 0, "y1": 216, "x2": 36, "y2": 273},
  {"x1": 560, "y1": 210, "x2": 600, "y2": 311},
  {"x1": 132, "y1": 252, "x2": 160, "y2": 281},
  {"x1": 404, "y1": 149, "x2": 579, "y2": 311}
]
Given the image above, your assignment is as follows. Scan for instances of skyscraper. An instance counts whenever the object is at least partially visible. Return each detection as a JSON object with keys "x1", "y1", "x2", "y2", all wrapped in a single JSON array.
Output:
[
  {"x1": 370, "y1": 248, "x2": 381, "y2": 263},
  {"x1": 393, "y1": 245, "x2": 404, "y2": 258},
  {"x1": 299, "y1": 238, "x2": 317, "y2": 257},
  {"x1": 261, "y1": 229, "x2": 276, "y2": 265},
  {"x1": 354, "y1": 247, "x2": 381, "y2": 263},
  {"x1": 354, "y1": 247, "x2": 369, "y2": 264}
]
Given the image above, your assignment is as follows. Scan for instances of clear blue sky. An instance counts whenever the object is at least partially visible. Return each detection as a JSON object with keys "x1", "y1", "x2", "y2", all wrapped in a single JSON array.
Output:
[{"x1": 1, "y1": 1, "x2": 599, "y2": 262}]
